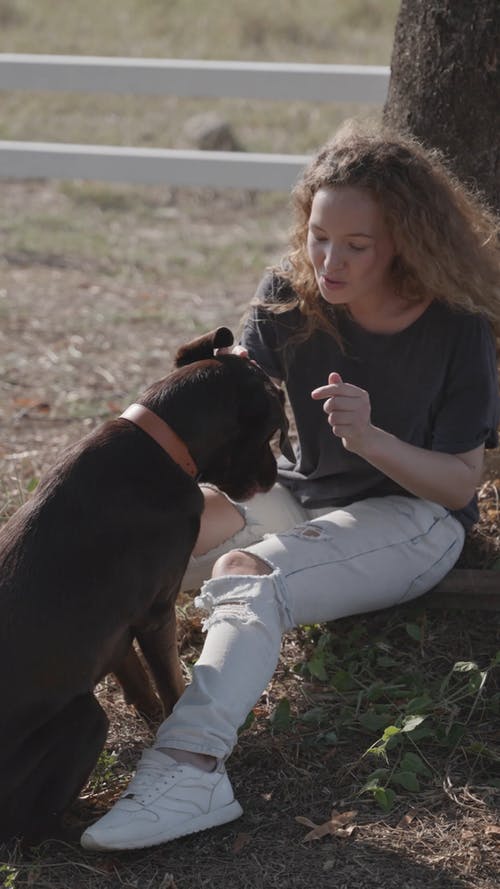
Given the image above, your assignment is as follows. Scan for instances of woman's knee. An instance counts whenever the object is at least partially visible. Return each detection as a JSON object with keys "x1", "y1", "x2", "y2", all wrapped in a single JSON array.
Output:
[
  {"x1": 212, "y1": 548, "x2": 272, "y2": 578},
  {"x1": 193, "y1": 488, "x2": 245, "y2": 556}
]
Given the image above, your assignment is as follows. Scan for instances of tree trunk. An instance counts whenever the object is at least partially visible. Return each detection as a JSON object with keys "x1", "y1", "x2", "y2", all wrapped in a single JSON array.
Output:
[{"x1": 383, "y1": 0, "x2": 499, "y2": 213}]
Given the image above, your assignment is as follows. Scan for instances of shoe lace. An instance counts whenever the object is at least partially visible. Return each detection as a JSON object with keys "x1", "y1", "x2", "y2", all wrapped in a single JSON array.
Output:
[{"x1": 123, "y1": 750, "x2": 181, "y2": 800}]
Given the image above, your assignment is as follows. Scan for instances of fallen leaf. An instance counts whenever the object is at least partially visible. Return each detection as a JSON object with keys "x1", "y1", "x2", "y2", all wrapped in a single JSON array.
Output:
[
  {"x1": 295, "y1": 816, "x2": 317, "y2": 829},
  {"x1": 252, "y1": 706, "x2": 268, "y2": 718},
  {"x1": 232, "y1": 832, "x2": 252, "y2": 854},
  {"x1": 296, "y1": 809, "x2": 357, "y2": 841},
  {"x1": 302, "y1": 821, "x2": 332, "y2": 841},
  {"x1": 397, "y1": 809, "x2": 417, "y2": 829},
  {"x1": 330, "y1": 810, "x2": 358, "y2": 827},
  {"x1": 12, "y1": 397, "x2": 51, "y2": 412},
  {"x1": 337, "y1": 824, "x2": 356, "y2": 837}
]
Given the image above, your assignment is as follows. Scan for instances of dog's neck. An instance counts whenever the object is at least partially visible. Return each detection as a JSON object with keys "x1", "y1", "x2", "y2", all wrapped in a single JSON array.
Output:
[{"x1": 120, "y1": 403, "x2": 198, "y2": 479}]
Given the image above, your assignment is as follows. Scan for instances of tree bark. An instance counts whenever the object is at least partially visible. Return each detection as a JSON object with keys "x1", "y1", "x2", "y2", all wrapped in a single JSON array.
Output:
[{"x1": 383, "y1": 0, "x2": 499, "y2": 213}]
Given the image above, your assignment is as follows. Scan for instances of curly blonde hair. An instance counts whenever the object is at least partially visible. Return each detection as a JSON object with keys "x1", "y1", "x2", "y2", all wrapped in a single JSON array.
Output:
[{"x1": 264, "y1": 120, "x2": 500, "y2": 341}]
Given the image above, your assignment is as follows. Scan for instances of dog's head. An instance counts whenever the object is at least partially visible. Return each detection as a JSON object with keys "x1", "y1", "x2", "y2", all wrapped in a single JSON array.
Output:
[{"x1": 141, "y1": 327, "x2": 294, "y2": 501}]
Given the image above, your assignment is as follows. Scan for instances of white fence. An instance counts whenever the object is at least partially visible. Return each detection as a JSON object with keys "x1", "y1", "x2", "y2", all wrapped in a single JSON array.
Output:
[{"x1": 0, "y1": 54, "x2": 390, "y2": 190}]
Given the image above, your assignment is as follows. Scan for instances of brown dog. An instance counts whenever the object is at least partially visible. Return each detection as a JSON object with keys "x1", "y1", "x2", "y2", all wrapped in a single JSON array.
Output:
[{"x1": 0, "y1": 327, "x2": 292, "y2": 843}]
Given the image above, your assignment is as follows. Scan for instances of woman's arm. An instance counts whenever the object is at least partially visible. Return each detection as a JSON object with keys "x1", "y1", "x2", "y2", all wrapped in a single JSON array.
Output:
[
  {"x1": 311, "y1": 373, "x2": 484, "y2": 510},
  {"x1": 353, "y1": 429, "x2": 483, "y2": 510}
]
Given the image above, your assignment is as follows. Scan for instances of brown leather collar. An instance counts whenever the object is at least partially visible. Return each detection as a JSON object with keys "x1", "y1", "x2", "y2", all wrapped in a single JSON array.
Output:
[{"x1": 120, "y1": 403, "x2": 198, "y2": 479}]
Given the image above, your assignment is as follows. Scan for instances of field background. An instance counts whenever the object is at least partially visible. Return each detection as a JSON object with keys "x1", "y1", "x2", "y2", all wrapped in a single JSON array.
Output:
[{"x1": 1, "y1": 2, "x2": 499, "y2": 888}]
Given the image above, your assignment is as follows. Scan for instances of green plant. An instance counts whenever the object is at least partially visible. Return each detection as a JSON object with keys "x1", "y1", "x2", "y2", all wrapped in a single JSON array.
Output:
[
  {"x1": 266, "y1": 616, "x2": 500, "y2": 812},
  {"x1": 0, "y1": 864, "x2": 18, "y2": 889},
  {"x1": 86, "y1": 748, "x2": 119, "y2": 793}
]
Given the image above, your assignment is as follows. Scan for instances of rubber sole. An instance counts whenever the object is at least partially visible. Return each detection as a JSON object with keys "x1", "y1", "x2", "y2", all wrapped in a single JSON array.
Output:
[{"x1": 81, "y1": 799, "x2": 243, "y2": 851}]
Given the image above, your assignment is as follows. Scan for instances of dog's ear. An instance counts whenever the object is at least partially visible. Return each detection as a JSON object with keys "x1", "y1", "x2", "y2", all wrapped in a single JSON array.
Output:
[{"x1": 175, "y1": 327, "x2": 234, "y2": 367}]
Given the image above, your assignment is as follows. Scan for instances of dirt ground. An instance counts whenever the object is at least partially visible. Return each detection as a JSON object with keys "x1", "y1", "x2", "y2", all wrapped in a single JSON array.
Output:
[{"x1": 1, "y1": 179, "x2": 499, "y2": 889}]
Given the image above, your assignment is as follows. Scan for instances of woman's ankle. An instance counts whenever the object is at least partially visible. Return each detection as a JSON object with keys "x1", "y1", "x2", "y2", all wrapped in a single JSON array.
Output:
[{"x1": 157, "y1": 746, "x2": 217, "y2": 772}]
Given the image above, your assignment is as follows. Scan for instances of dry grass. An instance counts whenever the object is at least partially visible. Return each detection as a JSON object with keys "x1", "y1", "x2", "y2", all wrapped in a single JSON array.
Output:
[
  {"x1": 0, "y1": 0, "x2": 399, "y2": 61},
  {"x1": 1, "y1": 175, "x2": 499, "y2": 889},
  {"x1": 0, "y1": 0, "x2": 398, "y2": 155},
  {"x1": 1, "y1": 3, "x2": 500, "y2": 887}
]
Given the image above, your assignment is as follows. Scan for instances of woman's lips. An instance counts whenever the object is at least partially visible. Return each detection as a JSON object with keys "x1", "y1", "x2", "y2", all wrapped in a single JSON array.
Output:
[{"x1": 320, "y1": 275, "x2": 347, "y2": 290}]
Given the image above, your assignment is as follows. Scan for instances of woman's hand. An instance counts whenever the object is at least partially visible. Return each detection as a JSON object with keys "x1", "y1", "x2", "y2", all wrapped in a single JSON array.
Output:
[
  {"x1": 311, "y1": 372, "x2": 374, "y2": 454},
  {"x1": 214, "y1": 345, "x2": 249, "y2": 358},
  {"x1": 311, "y1": 372, "x2": 484, "y2": 510},
  {"x1": 216, "y1": 345, "x2": 282, "y2": 389}
]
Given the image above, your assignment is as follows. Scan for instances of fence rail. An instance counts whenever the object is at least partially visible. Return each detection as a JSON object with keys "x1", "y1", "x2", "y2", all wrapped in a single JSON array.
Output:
[{"x1": 0, "y1": 54, "x2": 390, "y2": 190}]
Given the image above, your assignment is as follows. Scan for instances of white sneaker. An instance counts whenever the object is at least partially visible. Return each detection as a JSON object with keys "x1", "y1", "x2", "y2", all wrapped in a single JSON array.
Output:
[{"x1": 80, "y1": 749, "x2": 243, "y2": 851}]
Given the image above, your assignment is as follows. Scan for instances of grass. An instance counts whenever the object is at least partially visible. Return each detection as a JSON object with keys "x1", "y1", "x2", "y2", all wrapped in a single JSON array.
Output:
[
  {"x1": 0, "y1": 0, "x2": 398, "y2": 154},
  {"x1": 1, "y1": 2, "x2": 500, "y2": 887},
  {"x1": 0, "y1": 183, "x2": 290, "y2": 290},
  {"x1": 0, "y1": 599, "x2": 499, "y2": 888},
  {"x1": 293, "y1": 614, "x2": 500, "y2": 812},
  {"x1": 0, "y1": 0, "x2": 399, "y2": 61}
]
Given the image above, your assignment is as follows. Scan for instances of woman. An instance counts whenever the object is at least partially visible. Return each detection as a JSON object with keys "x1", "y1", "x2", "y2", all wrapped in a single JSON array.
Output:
[{"x1": 82, "y1": 121, "x2": 500, "y2": 851}]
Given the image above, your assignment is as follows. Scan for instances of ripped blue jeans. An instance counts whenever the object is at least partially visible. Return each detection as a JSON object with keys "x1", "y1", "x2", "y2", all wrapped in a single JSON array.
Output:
[{"x1": 155, "y1": 485, "x2": 464, "y2": 760}]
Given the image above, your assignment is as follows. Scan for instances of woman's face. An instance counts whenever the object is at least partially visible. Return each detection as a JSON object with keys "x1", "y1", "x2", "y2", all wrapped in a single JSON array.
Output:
[{"x1": 306, "y1": 185, "x2": 396, "y2": 310}]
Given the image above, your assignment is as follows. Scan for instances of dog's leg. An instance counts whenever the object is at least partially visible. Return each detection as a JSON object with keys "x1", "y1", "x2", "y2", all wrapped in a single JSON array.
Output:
[
  {"x1": 113, "y1": 644, "x2": 163, "y2": 724},
  {"x1": 135, "y1": 603, "x2": 185, "y2": 718},
  {"x1": 0, "y1": 693, "x2": 108, "y2": 843}
]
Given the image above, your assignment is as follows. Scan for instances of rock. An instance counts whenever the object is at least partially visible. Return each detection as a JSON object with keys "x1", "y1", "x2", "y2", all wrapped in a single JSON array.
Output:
[{"x1": 183, "y1": 112, "x2": 243, "y2": 151}]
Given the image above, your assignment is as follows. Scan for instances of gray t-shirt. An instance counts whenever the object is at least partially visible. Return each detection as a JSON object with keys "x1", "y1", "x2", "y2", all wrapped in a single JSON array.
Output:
[{"x1": 241, "y1": 272, "x2": 499, "y2": 530}]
